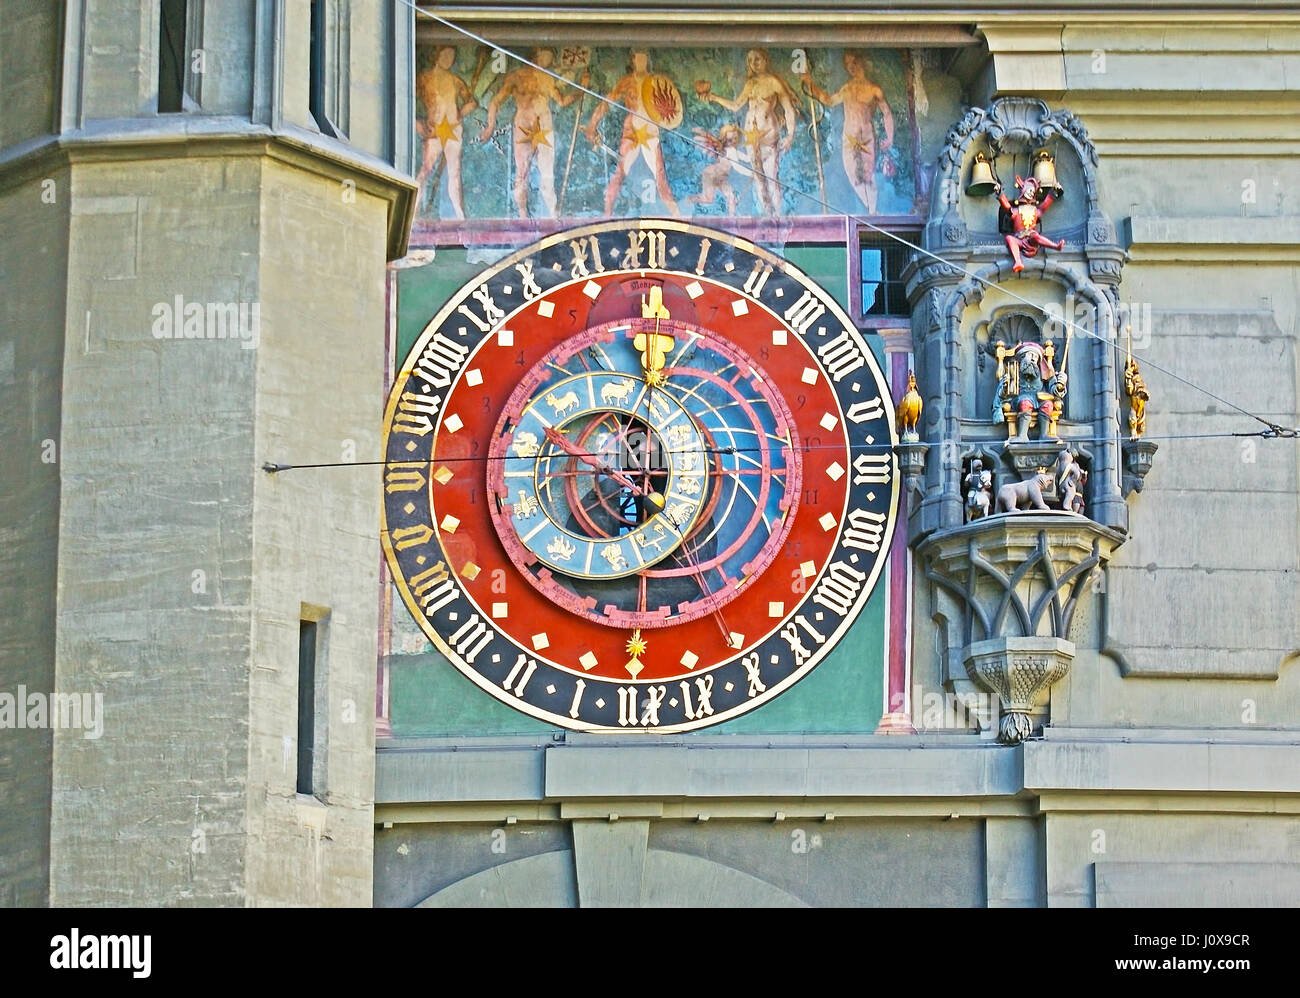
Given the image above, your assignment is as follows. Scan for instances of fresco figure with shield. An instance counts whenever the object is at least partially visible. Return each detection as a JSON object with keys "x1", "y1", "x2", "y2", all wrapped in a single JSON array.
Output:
[{"x1": 585, "y1": 49, "x2": 683, "y2": 217}]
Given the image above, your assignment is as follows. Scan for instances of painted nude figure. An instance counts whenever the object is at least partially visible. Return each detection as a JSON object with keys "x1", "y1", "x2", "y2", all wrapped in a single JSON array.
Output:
[
  {"x1": 415, "y1": 46, "x2": 478, "y2": 218},
  {"x1": 585, "y1": 49, "x2": 681, "y2": 216},
  {"x1": 696, "y1": 49, "x2": 798, "y2": 215},
  {"x1": 686, "y1": 124, "x2": 747, "y2": 214},
  {"x1": 800, "y1": 52, "x2": 895, "y2": 213},
  {"x1": 479, "y1": 48, "x2": 589, "y2": 218}
]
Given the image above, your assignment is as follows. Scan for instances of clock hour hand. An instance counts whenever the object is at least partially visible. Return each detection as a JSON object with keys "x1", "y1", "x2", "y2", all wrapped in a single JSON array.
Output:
[{"x1": 542, "y1": 425, "x2": 645, "y2": 497}]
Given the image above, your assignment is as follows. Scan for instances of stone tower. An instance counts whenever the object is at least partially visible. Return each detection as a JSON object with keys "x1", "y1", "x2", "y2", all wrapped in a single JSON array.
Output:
[{"x1": 0, "y1": 0, "x2": 414, "y2": 905}]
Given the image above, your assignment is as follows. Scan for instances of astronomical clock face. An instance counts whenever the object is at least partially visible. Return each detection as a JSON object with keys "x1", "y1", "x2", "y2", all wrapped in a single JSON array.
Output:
[{"x1": 381, "y1": 220, "x2": 899, "y2": 731}]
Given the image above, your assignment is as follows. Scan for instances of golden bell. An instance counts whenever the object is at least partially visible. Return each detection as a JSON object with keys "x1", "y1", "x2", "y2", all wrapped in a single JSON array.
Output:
[
  {"x1": 965, "y1": 151, "x2": 997, "y2": 196},
  {"x1": 1032, "y1": 150, "x2": 1060, "y2": 192}
]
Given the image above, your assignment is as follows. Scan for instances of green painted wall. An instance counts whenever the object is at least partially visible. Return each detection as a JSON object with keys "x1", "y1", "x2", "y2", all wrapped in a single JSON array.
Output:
[{"x1": 388, "y1": 243, "x2": 889, "y2": 736}]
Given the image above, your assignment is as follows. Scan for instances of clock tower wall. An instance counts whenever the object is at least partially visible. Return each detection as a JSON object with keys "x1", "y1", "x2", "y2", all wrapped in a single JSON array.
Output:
[{"x1": 1, "y1": 0, "x2": 418, "y2": 906}]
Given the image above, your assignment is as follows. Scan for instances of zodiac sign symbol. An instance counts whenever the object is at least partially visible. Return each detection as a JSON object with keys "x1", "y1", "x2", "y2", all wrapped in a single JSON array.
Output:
[
  {"x1": 511, "y1": 431, "x2": 540, "y2": 458},
  {"x1": 546, "y1": 534, "x2": 576, "y2": 562},
  {"x1": 600, "y1": 378, "x2": 636, "y2": 406},
  {"x1": 634, "y1": 523, "x2": 667, "y2": 552},
  {"x1": 544, "y1": 390, "x2": 580, "y2": 417},
  {"x1": 514, "y1": 491, "x2": 540, "y2": 518},
  {"x1": 666, "y1": 501, "x2": 696, "y2": 527},
  {"x1": 600, "y1": 543, "x2": 629, "y2": 571},
  {"x1": 676, "y1": 451, "x2": 699, "y2": 472},
  {"x1": 676, "y1": 476, "x2": 702, "y2": 496},
  {"x1": 665, "y1": 424, "x2": 694, "y2": 447}
]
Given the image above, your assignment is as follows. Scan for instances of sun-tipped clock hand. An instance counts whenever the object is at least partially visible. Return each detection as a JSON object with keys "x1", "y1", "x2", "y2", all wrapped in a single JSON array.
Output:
[{"x1": 542, "y1": 425, "x2": 645, "y2": 497}]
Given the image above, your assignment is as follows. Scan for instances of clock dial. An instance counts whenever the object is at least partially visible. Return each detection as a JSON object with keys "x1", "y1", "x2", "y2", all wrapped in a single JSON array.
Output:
[
  {"x1": 382, "y1": 220, "x2": 899, "y2": 731},
  {"x1": 486, "y1": 320, "x2": 801, "y2": 632}
]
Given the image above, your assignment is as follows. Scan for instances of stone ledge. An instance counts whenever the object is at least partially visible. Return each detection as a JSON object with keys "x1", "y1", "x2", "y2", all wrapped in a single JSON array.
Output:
[
  {"x1": 1023, "y1": 738, "x2": 1300, "y2": 793},
  {"x1": 375, "y1": 735, "x2": 1300, "y2": 806},
  {"x1": 1126, "y1": 216, "x2": 1300, "y2": 261},
  {"x1": 0, "y1": 120, "x2": 417, "y2": 260}
]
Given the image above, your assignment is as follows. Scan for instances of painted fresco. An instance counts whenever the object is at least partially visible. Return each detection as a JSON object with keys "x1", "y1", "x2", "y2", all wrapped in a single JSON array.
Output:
[{"x1": 413, "y1": 45, "x2": 939, "y2": 223}]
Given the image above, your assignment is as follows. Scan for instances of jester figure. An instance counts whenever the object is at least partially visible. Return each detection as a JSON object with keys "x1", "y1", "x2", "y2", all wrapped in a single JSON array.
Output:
[
  {"x1": 993, "y1": 340, "x2": 1066, "y2": 440},
  {"x1": 995, "y1": 174, "x2": 1064, "y2": 272}
]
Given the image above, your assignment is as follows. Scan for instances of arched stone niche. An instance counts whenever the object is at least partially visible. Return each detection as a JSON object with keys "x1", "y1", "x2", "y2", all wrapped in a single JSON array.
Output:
[
  {"x1": 897, "y1": 97, "x2": 1150, "y2": 744},
  {"x1": 904, "y1": 97, "x2": 1131, "y2": 538}
]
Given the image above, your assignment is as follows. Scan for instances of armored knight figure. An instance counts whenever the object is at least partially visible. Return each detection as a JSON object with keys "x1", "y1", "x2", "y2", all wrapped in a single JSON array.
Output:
[
  {"x1": 1124, "y1": 354, "x2": 1149, "y2": 438},
  {"x1": 964, "y1": 458, "x2": 993, "y2": 521},
  {"x1": 993, "y1": 339, "x2": 1067, "y2": 440}
]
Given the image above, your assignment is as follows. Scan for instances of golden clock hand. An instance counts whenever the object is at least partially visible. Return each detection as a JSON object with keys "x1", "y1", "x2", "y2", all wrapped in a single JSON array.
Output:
[{"x1": 542, "y1": 425, "x2": 645, "y2": 497}]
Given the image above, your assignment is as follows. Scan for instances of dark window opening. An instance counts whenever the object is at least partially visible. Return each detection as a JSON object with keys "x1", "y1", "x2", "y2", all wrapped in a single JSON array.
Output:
[
  {"x1": 309, "y1": 0, "x2": 338, "y2": 137},
  {"x1": 296, "y1": 619, "x2": 317, "y2": 796},
  {"x1": 158, "y1": 0, "x2": 188, "y2": 113},
  {"x1": 860, "y1": 234, "x2": 915, "y2": 320}
]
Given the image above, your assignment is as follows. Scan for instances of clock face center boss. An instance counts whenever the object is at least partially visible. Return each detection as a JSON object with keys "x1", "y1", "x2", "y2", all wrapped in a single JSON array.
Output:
[{"x1": 381, "y1": 221, "x2": 899, "y2": 731}]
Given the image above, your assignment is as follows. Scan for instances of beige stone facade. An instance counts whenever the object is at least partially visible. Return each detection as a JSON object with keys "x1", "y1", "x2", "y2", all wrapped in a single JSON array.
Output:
[{"x1": 1, "y1": 2, "x2": 1296, "y2": 907}]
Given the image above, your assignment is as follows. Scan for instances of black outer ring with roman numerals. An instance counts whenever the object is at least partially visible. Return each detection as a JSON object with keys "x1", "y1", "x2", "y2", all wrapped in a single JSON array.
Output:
[{"x1": 381, "y1": 219, "x2": 900, "y2": 732}]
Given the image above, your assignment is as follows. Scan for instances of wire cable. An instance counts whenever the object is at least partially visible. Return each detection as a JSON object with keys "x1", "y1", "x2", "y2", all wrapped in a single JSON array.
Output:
[{"x1": 401, "y1": 4, "x2": 1297, "y2": 441}]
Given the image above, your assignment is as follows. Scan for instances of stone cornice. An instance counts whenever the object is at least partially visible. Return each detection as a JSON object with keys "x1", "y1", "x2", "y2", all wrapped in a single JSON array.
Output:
[
  {"x1": 1125, "y1": 216, "x2": 1300, "y2": 263},
  {"x1": 373, "y1": 735, "x2": 1300, "y2": 821},
  {"x1": 0, "y1": 119, "x2": 417, "y2": 260}
]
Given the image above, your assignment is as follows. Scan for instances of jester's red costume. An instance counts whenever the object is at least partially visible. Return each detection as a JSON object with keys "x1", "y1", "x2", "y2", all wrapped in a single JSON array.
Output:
[{"x1": 998, "y1": 175, "x2": 1065, "y2": 272}]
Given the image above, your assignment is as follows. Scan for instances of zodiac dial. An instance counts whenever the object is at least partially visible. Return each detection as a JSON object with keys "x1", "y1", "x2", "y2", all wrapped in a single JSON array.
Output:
[{"x1": 381, "y1": 220, "x2": 899, "y2": 731}]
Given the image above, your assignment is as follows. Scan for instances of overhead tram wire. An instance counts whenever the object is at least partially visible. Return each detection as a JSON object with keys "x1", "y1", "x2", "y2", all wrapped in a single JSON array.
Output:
[
  {"x1": 262, "y1": 425, "x2": 1297, "y2": 475},
  {"x1": 263, "y1": 4, "x2": 1297, "y2": 475}
]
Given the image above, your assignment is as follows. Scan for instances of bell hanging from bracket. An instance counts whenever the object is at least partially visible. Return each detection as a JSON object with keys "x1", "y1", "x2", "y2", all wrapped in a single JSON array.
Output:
[
  {"x1": 1032, "y1": 149, "x2": 1061, "y2": 196},
  {"x1": 966, "y1": 151, "x2": 998, "y2": 197}
]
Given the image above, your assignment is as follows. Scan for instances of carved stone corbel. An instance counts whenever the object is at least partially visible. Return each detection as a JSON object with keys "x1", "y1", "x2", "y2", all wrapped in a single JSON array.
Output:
[{"x1": 917, "y1": 516, "x2": 1125, "y2": 742}]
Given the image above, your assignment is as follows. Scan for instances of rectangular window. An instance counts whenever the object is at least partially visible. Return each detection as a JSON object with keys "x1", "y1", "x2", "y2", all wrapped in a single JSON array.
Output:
[
  {"x1": 309, "y1": 0, "x2": 339, "y2": 137},
  {"x1": 157, "y1": 0, "x2": 188, "y2": 113},
  {"x1": 296, "y1": 618, "x2": 317, "y2": 795},
  {"x1": 859, "y1": 233, "x2": 915, "y2": 321}
]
